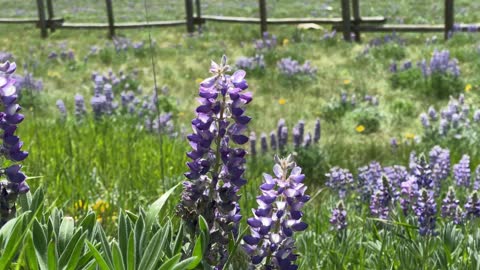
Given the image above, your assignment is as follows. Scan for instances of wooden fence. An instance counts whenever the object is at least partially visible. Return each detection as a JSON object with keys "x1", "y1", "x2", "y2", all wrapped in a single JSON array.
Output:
[{"x1": 1, "y1": 0, "x2": 479, "y2": 41}]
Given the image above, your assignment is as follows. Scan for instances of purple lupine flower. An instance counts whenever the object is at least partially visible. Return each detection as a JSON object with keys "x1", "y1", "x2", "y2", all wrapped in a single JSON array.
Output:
[
  {"x1": 303, "y1": 133, "x2": 312, "y2": 148},
  {"x1": 464, "y1": 190, "x2": 480, "y2": 219},
  {"x1": 326, "y1": 167, "x2": 354, "y2": 199},
  {"x1": 370, "y1": 176, "x2": 392, "y2": 219},
  {"x1": 0, "y1": 52, "x2": 12, "y2": 63},
  {"x1": 389, "y1": 62, "x2": 398, "y2": 73},
  {"x1": 441, "y1": 186, "x2": 459, "y2": 221},
  {"x1": 428, "y1": 106, "x2": 438, "y2": 121},
  {"x1": 358, "y1": 161, "x2": 383, "y2": 202},
  {"x1": 474, "y1": 165, "x2": 480, "y2": 190},
  {"x1": 270, "y1": 131, "x2": 277, "y2": 151},
  {"x1": 74, "y1": 94, "x2": 86, "y2": 118},
  {"x1": 453, "y1": 154, "x2": 470, "y2": 187},
  {"x1": 412, "y1": 155, "x2": 434, "y2": 190},
  {"x1": 340, "y1": 92, "x2": 347, "y2": 105},
  {"x1": 178, "y1": 56, "x2": 252, "y2": 267},
  {"x1": 56, "y1": 99, "x2": 67, "y2": 119},
  {"x1": 12, "y1": 71, "x2": 43, "y2": 94},
  {"x1": 409, "y1": 151, "x2": 417, "y2": 172},
  {"x1": 400, "y1": 176, "x2": 417, "y2": 215},
  {"x1": 250, "y1": 132, "x2": 257, "y2": 156},
  {"x1": 0, "y1": 61, "x2": 29, "y2": 227},
  {"x1": 390, "y1": 138, "x2": 398, "y2": 151},
  {"x1": 420, "y1": 113, "x2": 430, "y2": 128},
  {"x1": 313, "y1": 118, "x2": 321, "y2": 143},
  {"x1": 429, "y1": 146, "x2": 450, "y2": 189},
  {"x1": 292, "y1": 126, "x2": 301, "y2": 149},
  {"x1": 330, "y1": 200, "x2": 347, "y2": 231},
  {"x1": 235, "y1": 54, "x2": 266, "y2": 70},
  {"x1": 383, "y1": 165, "x2": 408, "y2": 201},
  {"x1": 243, "y1": 155, "x2": 309, "y2": 269},
  {"x1": 91, "y1": 94, "x2": 107, "y2": 118},
  {"x1": 414, "y1": 189, "x2": 437, "y2": 236},
  {"x1": 439, "y1": 119, "x2": 449, "y2": 136},
  {"x1": 279, "y1": 126, "x2": 288, "y2": 151},
  {"x1": 474, "y1": 110, "x2": 480, "y2": 123},
  {"x1": 277, "y1": 58, "x2": 317, "y2": 77},
  {"x1": 260, "y1": 133, "x2": 268, "y2": 154},
  {"x1": 277, "y1": 119, "x2": 285, "y2": 144},
  {"x1": 297, "y1": 120, "x2": 305, "y2": 142}
]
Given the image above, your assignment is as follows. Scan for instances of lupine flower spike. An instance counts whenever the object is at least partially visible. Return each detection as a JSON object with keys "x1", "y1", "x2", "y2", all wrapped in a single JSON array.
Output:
[
  {"x1": 178, "y1": 55, "x2": 252, "y2": 267},
  {"x1": 0, "y1": 61, "x2": 29, "y2": 227},
  {"x1": 244, "y1": 155, "x2": 310, "y2": 269}
]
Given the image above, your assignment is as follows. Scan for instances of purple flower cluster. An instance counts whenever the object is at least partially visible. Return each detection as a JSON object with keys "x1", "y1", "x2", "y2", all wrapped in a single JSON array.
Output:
[
  {"x1": 235, "y1": 54, "x2": 266, "y2": 70},
  {"x1": 429, "y1": 146, "x2": 450, "y2": 187},
  {"x1": 12, "y1": 70, "x2": 43, "y2": 95},
  {"x1": 277, "y1": 58, "x2": 317, "y2": 77},
  {"x1": 112, "y1": 36, "x2": 145, "y2": 53},
  {"x1": 370, "y1": 176, "x2": 392, "y2": 219},
  {"x1": 178, "y1": 56, "x2": 252, "y2": 267},
  {"x1": 389, "y1": 60, "x2": 413, "y2": 73},
  {"x1": 454, "y1": 154, "x2": 471, "y2": 187},
  {"x1": 244, "y1": 155, "x2": 309, "y2": 269},
  {"x1": 421, "y1": 49, "x2": 460, "y2": 78},
  {"x1": 325, "y1": 167, "x2": 354, "y2": 199},
  {"x1": 48, "y1": 44, "x2": 75, "y2": 61},
  {"x1": 254, "y1": 32, "x2": 277, "y2": 51},
  {"x1": 0, "y1": 61, "x2": 29, "y2": 227},
  {"x1": 441, "y1": 186, "x2": 459, "y2": 222},
  {"x1": 330, "y1": 200, "x2": 347, "y2": 231},
  {"x1": 251, "y1": 118, "x2": 320, "y2": 156},
  {"x1": 0, "y1": 52, "x2": 13, "y2": 63},
  {"x1": 414, "y1": 189, "x2": 437, "y2": 236},
  {"x1": 464, "y1": 191, "x2": 480, "y2": 219},
  {"x1": 421, "y1": 95, "x2": 475, "y2": 138}
]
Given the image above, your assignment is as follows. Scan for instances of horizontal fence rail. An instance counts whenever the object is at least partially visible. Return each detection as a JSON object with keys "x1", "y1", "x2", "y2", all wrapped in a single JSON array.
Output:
[{"x1": 0, "y1": 0, "x2": 477, "y2": 41}]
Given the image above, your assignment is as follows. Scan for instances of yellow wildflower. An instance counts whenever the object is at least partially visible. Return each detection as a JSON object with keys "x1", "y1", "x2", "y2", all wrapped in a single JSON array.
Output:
[
  {"x1": 278, "y1": 98, "x2": 286, "y2": 105},
  {"x1": 178, "y1": 112, "x2": 185, "y2": 117},
  {"x1": 355, "y1": 125, "x2": 365, "y2": 133},
  {"x1": 283, "y1": 38, "x2": 289, "y2": 46},
  {"x1": 74, "y1": 199, "x2": 87, "y2": 211},
  {"x1": 405, "y1": 133, "x2": 415, "y2": 139},
  {"x1": 195, "y1": 78, "x2": 203, "y2": 85},
  {"x1": 343, "y1": 79, "x2": 351, "y2": 85},
  {"x1": 465, "y1": 84, "x2": 472, "y2": 92}
]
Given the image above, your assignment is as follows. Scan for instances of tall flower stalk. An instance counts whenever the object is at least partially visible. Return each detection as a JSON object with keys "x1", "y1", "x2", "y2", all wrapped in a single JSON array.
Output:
[
  {"x1": 243, "y1": 155, "x2": 309, "y2": 269},
  {"x1": 0, "y1": 61, "x2": 29, "y2": 227},
  {"x1": 178, "y1": 56, "x2": 252, "y2": 267}
]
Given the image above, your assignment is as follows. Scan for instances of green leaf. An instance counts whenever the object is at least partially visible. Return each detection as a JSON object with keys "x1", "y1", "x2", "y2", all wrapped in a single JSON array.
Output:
[
  {"x1": 134, "y1": 214, "x2": 145, "y2": 262},
  {"x1": 79, "y1": 212, "x2": 97, "y2": 237},
  {"x1": 0, "y1": 215, "x2": 27, "y2": 269},
  {"x1": 224, "y1": 226, "x2": 249, "y2": 270},
  {"x1": 118, "y1": 211, "x2": 129, "y2": 266},
  {"x1": 86, "y1": 241, "x2": 112, "y2": 270},
  {"x1": 171, "y1": 223, "x2": 183, "y2": 256},
  {"x1": 126, "y1": 231, "x2": 135, "y2": 270},
  {"x1": 58, "y1": 217, "x2": 75, "y2": 252},
  {"x1": 18, "y1": 191, "x2": 32, "y2": 212},
  {"x1": 171, "y1": 257, "x2": 199, "y2": 270},
  {"x1": 65, "y1": 231, "x2": 88, "y2": 270},
  {"x1": 25, "y1": 231, "x2": 39, "y2": 270},
  {"x1": 47, "y1": 240, "x2": 58, "y2": 270},
  {"x1": 146, "y1": 183, "x2": 180, "y2": 230},
  {"x1": 112, "y1": 241, "x2": 126, "y2": 270},
  {"x1": 32, "y1": 219, "x2": 48, "y2": 269},
  {"x1": 138, "y1": 229, "x2": 164, "y2": 270},
  {"x1": 158, "y1": 254, "x2": 181, "y2": 270},
  {"x1": 59, "y1": 228, "x2": 83, "y2": 268},
  {"x1": 96, "y1": 223, "x2": 114, "y2": 269},
  {"x1": 186, "y1": 235, "x2": 203, "y2": 270}
]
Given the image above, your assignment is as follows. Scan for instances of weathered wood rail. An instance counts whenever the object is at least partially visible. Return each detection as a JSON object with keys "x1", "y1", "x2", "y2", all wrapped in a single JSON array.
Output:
[{"x1": 0, "y1": 0, "x2": 476, "y2": 41}]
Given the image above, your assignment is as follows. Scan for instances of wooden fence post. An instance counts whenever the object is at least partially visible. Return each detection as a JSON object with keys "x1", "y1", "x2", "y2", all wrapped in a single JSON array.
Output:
[
  {"x1": 185, "y1": 0, "x2": 195, "y2": 33},
  {"x1": 46, "y1": 0, "x2": 55, "y2": 32},
  {"x1": 444, "y1": 0, "x2": 454, "y2": 40},
  {"x1": 352, "y1": 0, "x2": 361, "y2": 42},
  {"x1": 36, "y1": 0, "x2": 48, "y2": 38},
  {"x1": 259, "y1": 0, "x2": 267, "y2": 36},
  {"x1": 195, "y1": 0, "x2": 202, "y2": 31},
  {"x1": 105, "y1": 0, "x2": 115, "y2": 38},
  {"x1": 340, "y1": 0, "x2": 351, "y2": 41}
]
